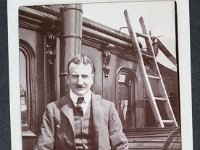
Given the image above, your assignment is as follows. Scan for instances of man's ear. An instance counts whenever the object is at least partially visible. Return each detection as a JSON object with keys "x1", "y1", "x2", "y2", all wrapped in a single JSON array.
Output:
[
  {"x1": 60, "y1": 72, "x2": 68, "y2": 77},
  {"x1": 66, "y1": 73, "x2": 69, "y2": 84},
  {"x1": 91, "y1": 74, "x2": 94, "y2": 84},
  {"x1": 60, "y1": 72, "x2": 69, "y2": 82}
]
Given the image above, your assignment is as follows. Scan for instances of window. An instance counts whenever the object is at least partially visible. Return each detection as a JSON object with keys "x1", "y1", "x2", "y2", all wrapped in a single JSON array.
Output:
[
  {"x1": 20, "y1": 51, "x2": 28, "y2": 126},
  {"x1": 19, "y1": 41, "x2": 35, "y2": 133}
]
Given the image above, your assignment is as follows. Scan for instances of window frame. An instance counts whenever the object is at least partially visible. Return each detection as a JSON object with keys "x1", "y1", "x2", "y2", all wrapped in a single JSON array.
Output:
[{"x1": 20, "y1": 40, "x2": 36, "y2": 136}]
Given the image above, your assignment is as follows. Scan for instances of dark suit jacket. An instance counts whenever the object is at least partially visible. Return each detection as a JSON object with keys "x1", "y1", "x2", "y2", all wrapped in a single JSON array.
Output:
[{"x1": 34, "y1": 93, "x2": 128, "y2": 150}]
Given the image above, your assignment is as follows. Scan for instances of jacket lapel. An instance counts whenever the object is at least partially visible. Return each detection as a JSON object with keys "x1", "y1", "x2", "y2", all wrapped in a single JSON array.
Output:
[
  {"x1": 92, "y1": 93, "x2": 108, "y2": 149},
  {"x1": 91, "y1": 93, "x2": 103, "y2": 133},
  {"x1": 60, "y1": 95, "x2": 75, "y2": 133}
]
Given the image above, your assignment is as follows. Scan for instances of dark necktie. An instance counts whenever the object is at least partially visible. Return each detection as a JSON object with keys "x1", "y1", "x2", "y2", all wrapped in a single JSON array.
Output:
[{"x1": 76, "y1": 97, "x2": 84, "y2": 116}]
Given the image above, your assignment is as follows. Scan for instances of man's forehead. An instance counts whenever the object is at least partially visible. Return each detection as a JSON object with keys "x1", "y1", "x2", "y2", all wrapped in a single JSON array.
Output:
[{"x1": 69, "y1": 62, "x2": 93, "y2": 73}]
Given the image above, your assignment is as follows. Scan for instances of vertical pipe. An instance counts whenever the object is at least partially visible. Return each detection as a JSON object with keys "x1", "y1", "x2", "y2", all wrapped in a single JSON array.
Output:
[{"x1": 60, "y1": 4, "x2": 82, "y2": 97}]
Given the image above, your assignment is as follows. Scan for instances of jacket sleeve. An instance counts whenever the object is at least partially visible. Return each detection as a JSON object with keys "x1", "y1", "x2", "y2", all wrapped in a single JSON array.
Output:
[
  {"x1": 34, "y1": 104, "x2": 55, "y2": 150},
  {"x1": 108, "y1": 103, "x2": 128, "y2": 150}
]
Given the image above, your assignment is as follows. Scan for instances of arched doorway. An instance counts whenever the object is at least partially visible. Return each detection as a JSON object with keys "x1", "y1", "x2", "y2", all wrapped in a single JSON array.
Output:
[{"x1": 116, "y1": 68, "x2": 137, "y2": 129}]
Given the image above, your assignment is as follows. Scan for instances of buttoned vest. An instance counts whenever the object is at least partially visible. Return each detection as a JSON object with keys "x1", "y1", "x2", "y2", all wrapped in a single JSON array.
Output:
[{"x1": 73, "y1": 101, "x2": 95, "y2": 150}]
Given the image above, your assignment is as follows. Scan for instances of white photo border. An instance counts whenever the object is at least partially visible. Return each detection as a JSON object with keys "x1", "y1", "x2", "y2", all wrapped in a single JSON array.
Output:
[{"x1": 8, "y1": 0, "x2": 192, "y2": 149}]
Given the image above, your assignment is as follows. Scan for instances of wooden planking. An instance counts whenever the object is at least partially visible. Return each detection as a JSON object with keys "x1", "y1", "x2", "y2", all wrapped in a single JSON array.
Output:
[{"x1": 124, "y1": 128, "x2": 181, "y2": 149}]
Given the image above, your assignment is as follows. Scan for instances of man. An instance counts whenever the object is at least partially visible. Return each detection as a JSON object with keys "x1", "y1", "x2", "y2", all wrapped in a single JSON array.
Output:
[{"x1": 34, "y1": 54, "x2": 128, "y2": 150}]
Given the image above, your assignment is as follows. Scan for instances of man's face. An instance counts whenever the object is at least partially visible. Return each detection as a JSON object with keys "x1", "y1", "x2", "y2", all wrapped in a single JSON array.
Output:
[{"x1": 67, "y1": 62, "x2": 94, "y2": 96}]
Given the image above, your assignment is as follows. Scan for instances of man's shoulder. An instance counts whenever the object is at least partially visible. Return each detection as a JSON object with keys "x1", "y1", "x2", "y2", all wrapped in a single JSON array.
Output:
[
  {"x1": 92, "y1": 93, "x2": 114, "y2": 105},
  {"x1": 46, "y1": 96, "x2": 68, "y2": 109}
]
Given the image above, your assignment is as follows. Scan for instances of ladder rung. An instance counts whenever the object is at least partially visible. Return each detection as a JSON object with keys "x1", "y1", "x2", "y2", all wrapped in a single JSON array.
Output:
[
  {"x1": 154, "y1": 97, "x2": 167, "y2": 101},
  {"x1": 148, "y1": 75, "x2": 160, "y2": 80},
  {"x1": 162, "y1": 120, "x2": 175, "y2": 124},
  {"x1": 136, "y1": 32, "x2": 148, "y2": 38},
  {"x1": 141, "y1": 51, "x2": 154, "y2": 59},
  {"x1": 144, "y1": 97, "x2": 167, "y2": 101}
]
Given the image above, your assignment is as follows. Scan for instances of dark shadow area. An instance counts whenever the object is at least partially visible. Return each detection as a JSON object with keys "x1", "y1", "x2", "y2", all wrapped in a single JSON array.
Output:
[
  {"x1": 0, "y1": 0, "x2": 11, "y2": 150},
  {"x1": 190, "y1": 0, "x2": 200, "y2": 150}
]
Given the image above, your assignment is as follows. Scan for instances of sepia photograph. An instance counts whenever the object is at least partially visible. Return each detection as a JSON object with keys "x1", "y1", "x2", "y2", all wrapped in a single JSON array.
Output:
[{"x1": 8, "y1": 0, "x2": 192, "y2": 149}]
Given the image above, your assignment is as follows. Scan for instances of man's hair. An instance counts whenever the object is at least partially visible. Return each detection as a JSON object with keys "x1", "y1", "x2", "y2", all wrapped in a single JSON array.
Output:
[{"x1": 67, "y1": 54, "x2": 95, "y2": 74}]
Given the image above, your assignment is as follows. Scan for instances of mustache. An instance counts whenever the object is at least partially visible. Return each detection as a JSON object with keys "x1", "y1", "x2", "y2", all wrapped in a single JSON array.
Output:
[{"x1": 75, "y1": 84, "x2": 86, "y2": 88}]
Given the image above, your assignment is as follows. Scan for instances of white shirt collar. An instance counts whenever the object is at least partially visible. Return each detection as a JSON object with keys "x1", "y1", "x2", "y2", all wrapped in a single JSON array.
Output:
[{"x1": 70, "y1": 89, "x2": 91, "y2": 105}]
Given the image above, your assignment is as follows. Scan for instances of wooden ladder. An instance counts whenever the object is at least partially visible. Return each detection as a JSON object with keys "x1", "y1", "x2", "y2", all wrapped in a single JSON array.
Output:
[{"x1": 124, "y1": 10, "x2": 178, "y2": 127}]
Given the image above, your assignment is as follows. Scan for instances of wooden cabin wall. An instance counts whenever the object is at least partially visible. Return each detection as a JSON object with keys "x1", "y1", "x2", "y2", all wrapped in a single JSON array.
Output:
[
  {"x1": 82, "y1": 44, "x2": 146, "y2": 128},
  {"x1": 19, "y1": 27, "x2": 56, "y2": 149},
  {"x1": 102, "y1": 53, "x2": 145, "y2": 128}
]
